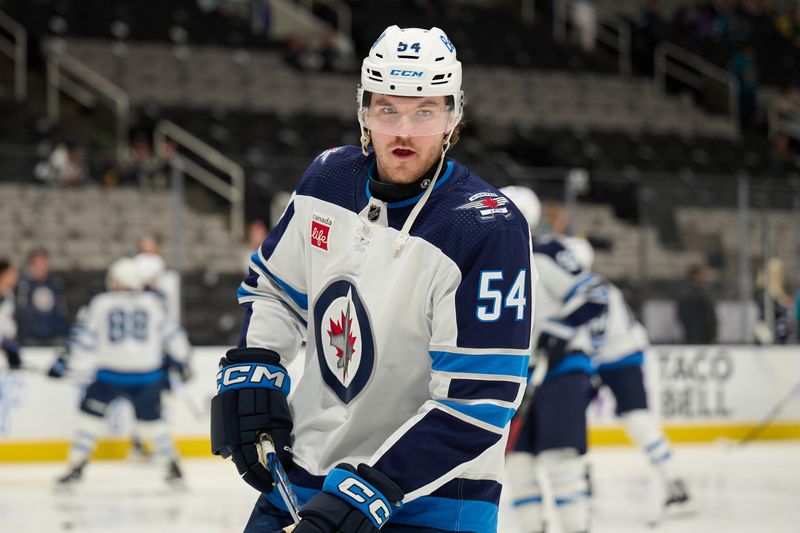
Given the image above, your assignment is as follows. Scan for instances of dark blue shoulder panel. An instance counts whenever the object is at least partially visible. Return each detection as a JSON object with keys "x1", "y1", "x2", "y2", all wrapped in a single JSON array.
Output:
[{"x1": 294, "y1": 146, "x2": 370, "y2": 213}]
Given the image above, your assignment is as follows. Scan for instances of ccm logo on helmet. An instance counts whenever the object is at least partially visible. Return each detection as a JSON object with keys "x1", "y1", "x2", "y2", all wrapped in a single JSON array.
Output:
[
  {"x1": 390, "y1": 69, "x2": 424, "y2": 78},
  {"x1": 337, "y1": 477, "x2": 391, "y2": 525},
  {"x1": 217, "y1": 364, "x2": 286, "y2": 392}
]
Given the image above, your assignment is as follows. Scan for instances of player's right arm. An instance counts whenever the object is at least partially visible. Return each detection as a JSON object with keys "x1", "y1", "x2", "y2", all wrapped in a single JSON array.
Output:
[
  {"x1": 211, "y1": 191, "x2": 308, "y2": 493},
  {"x1": 533, "y1": 239, "x2": 608, "y2": 370}
]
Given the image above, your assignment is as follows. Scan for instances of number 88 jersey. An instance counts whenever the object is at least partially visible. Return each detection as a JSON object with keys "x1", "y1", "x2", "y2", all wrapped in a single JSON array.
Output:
[{"x1": 70, "y1": 289, "x2": 190, "y2": 374}]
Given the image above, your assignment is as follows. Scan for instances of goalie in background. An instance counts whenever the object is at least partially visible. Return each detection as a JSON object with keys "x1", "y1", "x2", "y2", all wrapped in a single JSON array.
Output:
[{"x1": 49, "y1": 257, "x2": 191, "y2": 488}]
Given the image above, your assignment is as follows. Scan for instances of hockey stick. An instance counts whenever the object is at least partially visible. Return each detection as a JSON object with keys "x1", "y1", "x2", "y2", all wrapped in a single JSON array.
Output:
[
  {"x1": 505, "y1": 351, "x2": 548, "y2": 454},
  {"x1": 256, "y1": 433, "x2": 302, "y2": 531},
  {"x1": 166, "y1": 371, "x2": 205, "y2": 422},
  {"x1": 738, "y1": 380, "x2": 800, "y2": 445}
]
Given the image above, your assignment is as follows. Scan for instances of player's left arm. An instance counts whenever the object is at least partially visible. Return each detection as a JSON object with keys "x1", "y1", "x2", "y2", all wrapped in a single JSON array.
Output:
[{"x1": 370, "y1": 227, "x2": 535, "y2": 502}]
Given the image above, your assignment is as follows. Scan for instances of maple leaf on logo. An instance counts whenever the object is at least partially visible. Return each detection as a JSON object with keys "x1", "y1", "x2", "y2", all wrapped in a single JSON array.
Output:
[
  {"x1": 328, "y1": 309, "x2": 357, "y2": 380},
  {"x1": 481, "y1": 197, "x2": 499, "y2": 208}
]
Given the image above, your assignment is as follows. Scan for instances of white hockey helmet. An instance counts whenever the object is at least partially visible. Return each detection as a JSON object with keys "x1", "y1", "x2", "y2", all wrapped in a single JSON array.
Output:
[
  {"x1": 358, "y1": 26, "x2": 463, "y2": 142},
  {"x1": 135, "y1": 253, "x2": 165, "y2": 288},
  {"x1": 106, "y1": 257, "x2": 144, "y2": 291},
  {"x1": 499, "y1": 186, "x2": 542, "y2": 231},
  {"x1": 563, "y1": 236, "x2": 595, "y2": 272}
]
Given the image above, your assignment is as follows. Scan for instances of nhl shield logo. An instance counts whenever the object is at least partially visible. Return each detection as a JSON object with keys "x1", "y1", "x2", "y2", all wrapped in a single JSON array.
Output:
[{"x1": 313, "y1": 279, "x2": 375, "y2": 404}]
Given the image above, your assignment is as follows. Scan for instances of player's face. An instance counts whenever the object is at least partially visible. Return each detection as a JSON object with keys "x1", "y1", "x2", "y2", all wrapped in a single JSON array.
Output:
[{"x1": 369, "y1": 95, "x2": 450, "y2": 185}]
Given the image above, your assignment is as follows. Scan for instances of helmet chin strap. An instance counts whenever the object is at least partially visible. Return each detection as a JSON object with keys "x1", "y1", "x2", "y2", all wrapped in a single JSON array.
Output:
[{"x1": 392, "y1": 126, "x2": 456, "y2": 254}]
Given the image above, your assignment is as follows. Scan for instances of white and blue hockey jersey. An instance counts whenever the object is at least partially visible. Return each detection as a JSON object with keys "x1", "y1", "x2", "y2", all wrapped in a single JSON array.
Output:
[
  {"x1": 67, "y1": 289, "x2": 190, "y2": 385},
  {"x1": 589, "y1": 281, "x2": 649, "y2": 371},
  {"x1": 237, "y1": 146, "x2": 536, "y2": 533},
  {"x1": 0, "y1": 290, "x2": 16, "y2": 345},
  {"x1": 531, "y1": 234, "x2": 608, "y2": 379}
]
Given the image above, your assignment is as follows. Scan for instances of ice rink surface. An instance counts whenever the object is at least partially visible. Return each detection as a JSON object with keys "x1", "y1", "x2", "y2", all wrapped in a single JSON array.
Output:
[{"x1": 1, "y1": 441, "x2": 799, "y2": 533}]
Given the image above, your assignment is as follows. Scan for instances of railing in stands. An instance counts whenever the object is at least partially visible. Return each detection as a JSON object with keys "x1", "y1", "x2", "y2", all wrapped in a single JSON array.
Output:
[
  {"x1": 553, "y1": 0, "x2": 631, "y2": 75},
  {"x1": 654, "y1": 42, "x2": 740, "y2": 138},
  {"x1": 0, "y1": 10, "x2": 26, "y2": 102},
  {"x1": 45, "y1": 45, "x2": 130, "y2": 158},
  {"x1": 154, "y1": 120, "x2": 246, "y2": 242}
]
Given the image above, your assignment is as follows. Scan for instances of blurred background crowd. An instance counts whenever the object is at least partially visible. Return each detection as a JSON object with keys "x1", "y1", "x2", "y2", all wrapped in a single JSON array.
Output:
[{"x1": 0, "y1": 0, "x2": 799, "y2": 352}]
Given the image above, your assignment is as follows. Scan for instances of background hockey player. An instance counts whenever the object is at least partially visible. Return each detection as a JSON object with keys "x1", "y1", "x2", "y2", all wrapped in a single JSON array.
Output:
[
  {"x1": 0, "y1": 259, "x2": 21, "y2": 370},
  {"x1": 49, "y1": 257, "x2": 191, "y2": 487},
  {"x1": 501, "y1": 186, "x2": 607, "y2": 533},
  {"x1": 563, "y1": 236, "x2": 692, "y2": 515},
  {"x1": 210, "y1": 25, "x2": 536, "y2": 533}
]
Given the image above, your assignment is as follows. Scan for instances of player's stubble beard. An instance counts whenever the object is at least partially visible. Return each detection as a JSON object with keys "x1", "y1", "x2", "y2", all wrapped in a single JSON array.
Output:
[{"x1": 373, "y1": 132, "x2": 445, "y2": 185}]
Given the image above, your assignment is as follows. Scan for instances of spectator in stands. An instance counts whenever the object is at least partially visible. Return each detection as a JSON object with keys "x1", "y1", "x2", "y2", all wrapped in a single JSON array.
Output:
[
  {"x1": 34, "y1": 142, "x2": 90, "y2": 186},
  {"x1": 728, "y1": 43, "x2": 759, "y2": 129},
  {"x1": 541, "y1": 199, "x2": 570, "y2": 236},
  {"x1": 754, "y1": 257, "x2": 792, "y2": 344},
  {"x1": 0, "y1": 259, "x2": 21, "y2": 370},
  {"x1": 677, "y1": 263, "x2": 718, "y2": 344},
  {"x1": 15, "y1": 248, "x2": 69, "y2": 346},
  {"x1": 125, "y1": 134, "x2": 168, "y2": 189},
  {"x1": 573, "y1": 0, "x2": 597, "y2": 52},
  {"x1": 242, "y1": 218, "x2": 269, "y2": 273}
]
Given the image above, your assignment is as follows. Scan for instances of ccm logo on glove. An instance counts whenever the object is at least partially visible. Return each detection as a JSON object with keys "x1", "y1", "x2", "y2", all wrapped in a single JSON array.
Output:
[
  {"x1": 216, "y1": 363, "x2": 290, "y2": 395},
  {"x1": 337, "y1": 477, "x2": 391, "y2": 525}
]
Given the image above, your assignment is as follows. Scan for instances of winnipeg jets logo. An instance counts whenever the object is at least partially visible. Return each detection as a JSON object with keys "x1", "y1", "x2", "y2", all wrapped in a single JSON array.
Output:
[
  {"x1": 328, "y1": 292, "x2": 358, "y2": 381},
  {"x1": 314, "y1": 280, "x2": 375, "y2": 404},
  {"x1": 454, "y1": 192, "x2": 512, "y2": 221}
]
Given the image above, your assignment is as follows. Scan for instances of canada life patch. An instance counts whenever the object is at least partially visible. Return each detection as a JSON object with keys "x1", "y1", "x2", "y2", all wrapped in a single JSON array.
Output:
[{"x1": 311, "y1": 213, "x2": 333, "y2": 251}]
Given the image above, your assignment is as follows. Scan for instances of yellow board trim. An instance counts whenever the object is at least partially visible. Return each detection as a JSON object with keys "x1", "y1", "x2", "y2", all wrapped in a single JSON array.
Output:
[{"x1": 2, "y1": 424, "x2": 800, "y2": 462}]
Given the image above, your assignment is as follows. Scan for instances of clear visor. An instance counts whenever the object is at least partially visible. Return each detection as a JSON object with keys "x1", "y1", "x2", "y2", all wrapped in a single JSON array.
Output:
[{"x1": 359, "y1": 101, "x2": 458, "y2": 137}]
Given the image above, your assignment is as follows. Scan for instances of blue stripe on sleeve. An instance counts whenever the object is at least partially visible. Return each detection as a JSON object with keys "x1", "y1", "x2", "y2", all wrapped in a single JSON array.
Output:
[
  {"x1": 563, "y1": 273, "x2": 596, "y2": 302},
  {"x1": 436, "y1": 400, "x2": 516, "y2": 429},
  {"x1": 430, "y1": 351, "x2": 528, "y2": 378},
  {"x1": 545, "y1": 352, "x2": 594, "y2": 380},
  {"x1": 595, "y1": 351, "x2": 644, "y2": 372},
  {"x1": 248, "y1": 252, "x2": 308, "y2": 311},
  {"x1": 447, "y1": 378, "x2": 521, "y2": 403}
]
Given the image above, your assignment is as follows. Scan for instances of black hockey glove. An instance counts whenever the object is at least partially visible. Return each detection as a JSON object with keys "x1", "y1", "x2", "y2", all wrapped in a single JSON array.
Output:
[
  {"x1": 210, "y1": 347, "x2": 293, "y2": 493},
  {"x1": 47, "y1": 355, "x2": 69, "y2": 378},
  {"x1": 1, "y1": 339, "x2": 21, "y2": 370},
  {"x1": 536, "y1": 320, "x2": 572, "y2": 371},
  {"x1": 294, "y1": 463, "x2": 404, "y2": 533}
]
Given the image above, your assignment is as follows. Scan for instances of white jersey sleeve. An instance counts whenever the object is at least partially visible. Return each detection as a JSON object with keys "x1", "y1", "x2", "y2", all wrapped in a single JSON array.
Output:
[
  {"x1": 0, "y1": 290, "x2": 16, "y2": 341},
  {"x1": 532, "y1": 235, "x2": 608, "y2": 355},
  {"x1": 591, "y1": 283, "x2": 649, "y2": 367},
  {"x1": 236, "y1": 192, "x2": 306, "y2": 364}
]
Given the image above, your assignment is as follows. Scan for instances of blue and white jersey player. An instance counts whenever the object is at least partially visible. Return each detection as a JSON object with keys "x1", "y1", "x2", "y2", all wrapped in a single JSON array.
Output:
[
  {"x1": 500, "y1": 187, "x2": 608, "y2": 533},
  {"x1": 566, "y1": 237, "x2": 691, "y2": 514},
  {"x1": 51, "y1": 257, "x2": 191, "y2": 487},
  {"x1": 210, "y1": 25, "x2": 537, "y2": 533}
]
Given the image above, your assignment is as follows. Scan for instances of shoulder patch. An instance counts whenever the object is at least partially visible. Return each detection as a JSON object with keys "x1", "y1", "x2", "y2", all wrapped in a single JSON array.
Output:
[{"x1": 453, "y1": 191, "x2": 512, "y2": 222}]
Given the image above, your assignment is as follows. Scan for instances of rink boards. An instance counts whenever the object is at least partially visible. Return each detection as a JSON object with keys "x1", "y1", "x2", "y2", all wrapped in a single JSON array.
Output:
[{"x1": 1, "y1": 346, "x2": 799, "y2": 461}]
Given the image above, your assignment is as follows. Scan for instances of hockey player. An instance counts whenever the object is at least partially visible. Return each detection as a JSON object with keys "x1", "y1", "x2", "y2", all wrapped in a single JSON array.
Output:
[
  {"x1": 563, "y1": 237, "x2": 691, "y2": 514},
  {"x1": 0, "y1": 259, "x2": 21, "y2": 370},
  {"x1": 501, "y1": 187, "x2": 607, "y2": 533},
  {"x1": 50, "y1": 257, "x2": 191, "y2": 487},
  {"x1": 211, "y1": 26, "x2": 536, "y2": 533}
]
